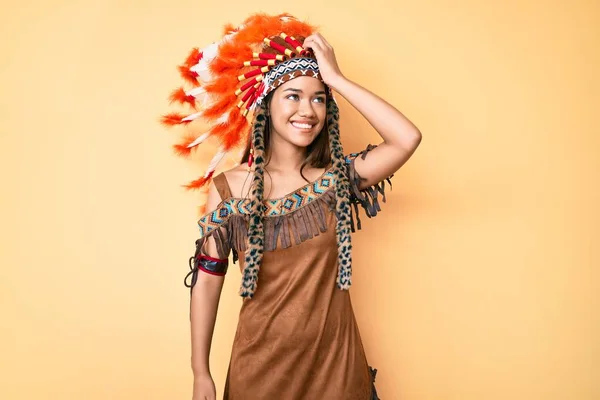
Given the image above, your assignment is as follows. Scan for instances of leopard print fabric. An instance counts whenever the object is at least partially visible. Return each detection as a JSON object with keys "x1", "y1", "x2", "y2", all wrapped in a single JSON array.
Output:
[
  {"x1": 240, "y1": 104, "x2": 268, "y2": 298},
  {"x1": 326, "y1": 99, "x2": 354, "y2": 290}
]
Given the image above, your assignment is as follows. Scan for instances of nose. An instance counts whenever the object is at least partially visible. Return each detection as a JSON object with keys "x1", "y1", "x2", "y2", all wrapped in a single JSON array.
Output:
[{"x1": 297, "y1": 98, "x2": 317, "y2": 118}]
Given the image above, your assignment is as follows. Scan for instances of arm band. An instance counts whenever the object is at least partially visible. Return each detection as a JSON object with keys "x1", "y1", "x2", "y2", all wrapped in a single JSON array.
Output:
[{"x1": 185, "y1": 254, "x2": 229, "y2": 289}]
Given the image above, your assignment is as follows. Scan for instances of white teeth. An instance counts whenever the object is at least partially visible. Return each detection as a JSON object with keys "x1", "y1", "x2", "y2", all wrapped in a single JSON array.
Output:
[{"x1": 292, "y1": 122, "x2": 313, "y2": 129}]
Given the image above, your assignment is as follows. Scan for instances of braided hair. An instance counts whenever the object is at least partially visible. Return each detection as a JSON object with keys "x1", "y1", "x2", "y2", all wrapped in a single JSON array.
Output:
[{"x1": 239, "y1": 102, "x2": 268, "y2": 297}]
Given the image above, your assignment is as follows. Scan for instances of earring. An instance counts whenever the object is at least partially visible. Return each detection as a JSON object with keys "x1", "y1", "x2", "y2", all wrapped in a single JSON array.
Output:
[{"x1": 247, "y1": 147, "x2": 254, "y2": 171}]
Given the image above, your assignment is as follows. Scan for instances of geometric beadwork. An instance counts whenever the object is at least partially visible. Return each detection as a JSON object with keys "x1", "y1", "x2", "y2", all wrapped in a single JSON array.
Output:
[
  {"x1": 197, "y1": 169, "x2": 336, "y2": 238},
  {"x1": 257, "y1": 58, "x2": 322, "y2": 105},
  {"x1": 264, "y1": 170, "x2": 333, "y2": 216},
  {"x1": 344, "y1": 152, "x2": 360, "y2": 165}
]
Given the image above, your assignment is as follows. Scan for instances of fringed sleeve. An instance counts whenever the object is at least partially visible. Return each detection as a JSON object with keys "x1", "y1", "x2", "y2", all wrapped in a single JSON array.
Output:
[{"x1": 344, "y1": 144, "x2": 394, "y2": 232}]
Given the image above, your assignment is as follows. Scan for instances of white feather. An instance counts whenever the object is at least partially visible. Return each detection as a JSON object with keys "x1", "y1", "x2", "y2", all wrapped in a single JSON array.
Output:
[
  {"x1": 204, "y1": 149, "x2": 226, "y2": 177},
  {"x1": 186, "y1": 87, "x2": 206, "y2": 97},
  {"x1": 186, "y1": 132, "x2": 210, "y2": 148},
  {"x1": 181, "y1": 112, "x2": 202, "y2": 122},
  {"x1": 214, "y1": 112, "x2": 230, "y2": 125},
  {"x1": 191, "y1": 42, "x2": 218, "y2": 83},
  {"x1": 202, "y1": 42, "x2": 219, "y2": 62},
  {"x1": 189, "y1": 60, "x2": 207, "y2": 74},
  {"x1": 191, "y1": 60, "x2": 213, "y2": 83}
]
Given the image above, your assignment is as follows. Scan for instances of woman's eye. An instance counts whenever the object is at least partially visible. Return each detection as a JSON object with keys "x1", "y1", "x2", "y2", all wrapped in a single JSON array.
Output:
[{"x1": 285, "y1": 94, "x2": 325, "y2": 103}]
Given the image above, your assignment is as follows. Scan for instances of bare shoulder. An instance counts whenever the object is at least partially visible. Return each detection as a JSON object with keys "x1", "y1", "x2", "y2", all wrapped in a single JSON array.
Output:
[{"x1": 221, "y1": 164, "x2": 252, "y2": 199}]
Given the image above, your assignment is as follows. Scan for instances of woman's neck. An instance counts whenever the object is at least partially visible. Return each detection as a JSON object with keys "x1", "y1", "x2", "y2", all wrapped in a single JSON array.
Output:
[{"x1": 265, "y1": 138, "x2": 307, "y2": 174}]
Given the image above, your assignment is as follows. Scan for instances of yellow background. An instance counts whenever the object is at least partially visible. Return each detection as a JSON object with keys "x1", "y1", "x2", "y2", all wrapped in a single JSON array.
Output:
[{"x1": 1, "y1": 0, "x2": 597, "y2": 399}]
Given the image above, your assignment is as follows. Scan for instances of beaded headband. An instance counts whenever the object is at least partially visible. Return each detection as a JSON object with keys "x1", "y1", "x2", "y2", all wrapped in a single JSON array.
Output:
[{"x1": 256, "y1": 57, "x2": 325, "y2": 106}]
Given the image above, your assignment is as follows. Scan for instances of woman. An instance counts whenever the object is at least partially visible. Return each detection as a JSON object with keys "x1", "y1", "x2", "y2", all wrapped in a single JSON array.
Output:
[{"x1": 163, "y1": 13, "x2": 421, "y2": 400}]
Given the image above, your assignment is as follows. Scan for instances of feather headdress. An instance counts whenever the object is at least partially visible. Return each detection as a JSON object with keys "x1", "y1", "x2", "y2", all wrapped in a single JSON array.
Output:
[{"x1": 162, "y1": 13, "x2": 320, "y2": 212}]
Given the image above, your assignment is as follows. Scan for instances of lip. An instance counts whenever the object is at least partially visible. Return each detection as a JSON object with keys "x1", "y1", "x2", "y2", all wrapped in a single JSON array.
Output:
[{"x1": 291, "y1": 120, "x2": 318, "y2": 124}]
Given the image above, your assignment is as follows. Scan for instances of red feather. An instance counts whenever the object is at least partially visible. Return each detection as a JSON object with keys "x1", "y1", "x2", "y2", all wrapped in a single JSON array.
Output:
[{"x1": 169, "y1": 87, "x2": 196, "y2": 107}]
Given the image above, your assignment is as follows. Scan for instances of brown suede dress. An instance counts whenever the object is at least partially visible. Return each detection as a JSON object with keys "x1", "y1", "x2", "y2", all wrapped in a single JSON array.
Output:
[{"x1": 191, "y1": 145, "x2": 391, "y2": 399}]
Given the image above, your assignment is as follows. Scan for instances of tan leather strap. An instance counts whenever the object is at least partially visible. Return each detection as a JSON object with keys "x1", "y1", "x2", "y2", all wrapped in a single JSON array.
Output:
[{"x1": 213, "y1": 173, "x2": 233, "y2": 201}]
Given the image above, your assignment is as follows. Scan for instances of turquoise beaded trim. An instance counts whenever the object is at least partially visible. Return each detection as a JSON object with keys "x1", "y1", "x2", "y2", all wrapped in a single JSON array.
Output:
[{"x1": 197, "y1": 169, "x2": 336, "y2": 238}]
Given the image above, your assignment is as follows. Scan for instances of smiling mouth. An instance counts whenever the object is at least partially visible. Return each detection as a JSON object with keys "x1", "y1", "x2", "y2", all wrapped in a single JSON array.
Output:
[{"x1": 291, "y1": 121, "x2": 316, "y2": 129}]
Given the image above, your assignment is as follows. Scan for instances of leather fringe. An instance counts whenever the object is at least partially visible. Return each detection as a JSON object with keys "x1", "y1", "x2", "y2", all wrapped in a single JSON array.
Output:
[
  {"x1": 224, "y1": 189, "x2": 336, "y2": 259},
  {"x1": 346, "y1": 144, "x2": 394, "y2": 232}
]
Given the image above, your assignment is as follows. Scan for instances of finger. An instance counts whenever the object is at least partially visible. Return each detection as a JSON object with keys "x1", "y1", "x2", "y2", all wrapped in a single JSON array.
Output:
[
  {"x1": 308, "y1": 35, "x2": 324, "y2": 47},
  {"x1": 304, "y1": 38, "x2": 325, "y2": 53},
  {"x1": 302, "y1": 35, "x2": 316, "y2": 49},
  {"x1": 312, "y1": 33, "x2": 332, "y2": 49},
  {"x1": 304, "y1": 36, "x2": 321, "y2": 46}
]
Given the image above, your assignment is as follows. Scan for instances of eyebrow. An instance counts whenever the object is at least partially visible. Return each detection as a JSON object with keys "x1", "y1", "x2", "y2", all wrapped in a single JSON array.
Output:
[{"x1": 283, "y1": 88, "x2": 327, "y2": 95}]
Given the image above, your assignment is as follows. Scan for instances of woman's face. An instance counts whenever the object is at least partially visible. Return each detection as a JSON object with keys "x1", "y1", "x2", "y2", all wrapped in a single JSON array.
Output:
[{"x1": 267, "y1": 76, "x2": 327, "y2": 149}]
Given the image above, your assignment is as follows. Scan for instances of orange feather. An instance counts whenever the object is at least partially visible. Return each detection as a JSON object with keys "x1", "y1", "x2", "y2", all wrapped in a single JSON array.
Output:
[
  {"x1": 222, "y1": 23, "x2": 237, "y2": 36},
  {"x1": 172, "y1": 144, "x2": 193, "y2": 158},
  {"x1": 235, "y1": 15, "x2": 278, "y2": 44},
  {"x1": 217, "y1": 40, "x2": 252, "y2": 62},
  {"x1": 183, "y1": 171, "x2": 215, "y2": 190},
  {"x1": 283, "y1": 19, "x2": 315, "y2": 37},
  {"x1": 222, "y1": 116, "x2": 248, "y2": 150},
  {"x1": 184, "y1": 47, "x2": 202, "y2": 67},
  {"x1": 161, "y1": 112, "x2": 189, "y2": 126},
  {"x1": 204, "y1": 77, "x2": 238, "y2": 95},
  {"x1": 178, "y1": 65, "x2": 199, "y2": 85},
  {"x1": 200, "y1": 112, "x2": 248, "y2": 151},
  {"x1": 202, "y1": 94, "x2": 237, "y2": 120},
  {"x1": 172, "y1": 131, "x2": 206, "y2": 157},
  {"x1": 208, "y1": 124, "x2": 229, "y2": 139},
  {"x1": 169, "y1": 87, "x2": 196, "y2": 107},
  {"x1": 209, "y1": 56, "x2": 240, "y2": 76}
]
